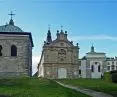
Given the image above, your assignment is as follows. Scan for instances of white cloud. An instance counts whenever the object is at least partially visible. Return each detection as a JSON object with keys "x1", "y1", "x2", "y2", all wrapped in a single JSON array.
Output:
[
  {"x1": 69, "y1": 35, "x2": 117, "y2": 41},
  {"x1": 32, "y1": 55, "x2": 41, "y2": 75}
]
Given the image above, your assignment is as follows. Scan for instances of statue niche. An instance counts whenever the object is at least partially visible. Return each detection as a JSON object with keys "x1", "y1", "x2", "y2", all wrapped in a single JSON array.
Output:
[{"x1": 58, "y1": 49, "x2": 66, "y2": 62}]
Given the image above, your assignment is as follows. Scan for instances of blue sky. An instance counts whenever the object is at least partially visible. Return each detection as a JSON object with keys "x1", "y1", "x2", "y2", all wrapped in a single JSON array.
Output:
[{"x1": 0, "y1": 0, "x2": 117, "y2": 74}]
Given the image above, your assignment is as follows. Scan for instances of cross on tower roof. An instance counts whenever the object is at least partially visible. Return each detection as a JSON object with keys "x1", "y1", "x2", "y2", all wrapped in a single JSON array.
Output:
[
  {"x1": 61, "y1": 25, "x2": 63, "y2": 32},
  {"x1": 8, "y1": 11, "x2": 15, "y2": 25},
  {"x1": 8, "y1": 11, "x2": 15, "y2": 19},
  {"x1": 48, "y1": 24, "x2": 50, "y2": 30},
  {"x1": 61, "y1": 25, "x2": 63, "y2": 30}
]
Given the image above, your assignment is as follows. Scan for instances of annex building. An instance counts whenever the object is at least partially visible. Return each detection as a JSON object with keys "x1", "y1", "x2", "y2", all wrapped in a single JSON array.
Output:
[{"x1": 79, "y1": 46, "x2": 117, "y2": 78}]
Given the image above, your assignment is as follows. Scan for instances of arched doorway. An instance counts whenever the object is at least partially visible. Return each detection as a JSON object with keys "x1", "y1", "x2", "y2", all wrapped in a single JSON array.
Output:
[{"x1": 58, "y1": 68, "x2": 67, "y2": 79}]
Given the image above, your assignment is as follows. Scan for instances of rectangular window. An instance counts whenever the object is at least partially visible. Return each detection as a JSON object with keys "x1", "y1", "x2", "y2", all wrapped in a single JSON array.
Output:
[
  {"x1": 98, "y1": 65, "x2": 101, "y2": 72},
  {"x1": 107, "y1": 62, "x2": 110, "y2": 65},
  {"x1": 107, "y1": 66, "x2": 110, "y2": 71},
  {"x1": 79, "y1": 70, "x2": 81, "y2": 75},
  {"x1": 92, "y1": 65, "x2": 94, "y2": 72},
  {"x1": 111, "y1": 65, "x2": 115, "y2": 71},
  {"x1": 0, "y1": 45, "x2": 2, "y2": 56},
  {"x1": 112, "y1": 61, "x2": 114, "y2": 65}
]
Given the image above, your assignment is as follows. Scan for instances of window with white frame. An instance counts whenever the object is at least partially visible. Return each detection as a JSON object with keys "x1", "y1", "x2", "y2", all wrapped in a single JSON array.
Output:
[
  {"x1": 112, "y1": 61, "x2": 114, "y2": 65},
  {"x1": 111, "y1": 65, "x2": 115, "y2": 71},
  {"x1": 107, "y1": 62, "x2": 110, "y2": 65},
  {"x1": 107, "y1": 66, "x2": 110, "y2": 71}
]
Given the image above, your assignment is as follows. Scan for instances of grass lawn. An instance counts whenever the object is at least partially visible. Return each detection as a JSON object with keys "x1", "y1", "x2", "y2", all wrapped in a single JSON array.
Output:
[
  {"x1": 0, "y1": 77, "x2": 91, "y2": 97},
  {"x1": 59, "y1": 78, "x2": 117, "y2": 97}
]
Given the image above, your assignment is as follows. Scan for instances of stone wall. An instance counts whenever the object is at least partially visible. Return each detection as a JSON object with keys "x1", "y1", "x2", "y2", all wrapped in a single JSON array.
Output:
[
  {"x1": 42, "y1": 46, "x2": 79, "y2": 79},
  {"x1": 38, "y1": 31, "x2": 79, "y2": 79},
  {"x1": 43, "y1": 63, "x2": 79, "y2": 79},
  {"x1": 0, "y1": 35, "x2": 32, "y2": 77}
]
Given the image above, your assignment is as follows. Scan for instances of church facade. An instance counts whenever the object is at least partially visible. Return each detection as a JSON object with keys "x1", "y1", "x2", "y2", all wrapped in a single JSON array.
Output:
[
  {"x1": 0, "y1": 15, "x2": 33, "y2": 77},
  {"x1": 38, "y1": 29, "x2": 79, "y2": 79}
]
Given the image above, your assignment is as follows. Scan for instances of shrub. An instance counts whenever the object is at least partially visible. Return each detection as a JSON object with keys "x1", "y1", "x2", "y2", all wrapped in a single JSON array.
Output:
[
  {"x1": 111, "y1": 73, "x2": 117, "y2": 83},
  {"x1": 104, "y1": 72, "x2": 112, "y2": 82},
  {"x1": 110, "y1": 70, "x2": 117, "y2": 74}
]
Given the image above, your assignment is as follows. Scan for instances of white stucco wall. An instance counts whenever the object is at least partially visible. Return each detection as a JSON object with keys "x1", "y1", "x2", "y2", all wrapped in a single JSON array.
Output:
[
  {"x1": 86, "y1": 53, "x2": 105, "y2": 58},
  {"x1": 81, "y1": 60, "x2": 86, "y2": 78},
  {"x1": 90, "y1": 61, "x2": 102, "y2": 78},
  {"x1": 0, "y1": 35, "x2": 32, "y2": 77}
]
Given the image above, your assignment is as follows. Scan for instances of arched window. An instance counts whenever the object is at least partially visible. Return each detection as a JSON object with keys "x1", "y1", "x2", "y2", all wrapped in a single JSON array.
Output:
[
  {"x1": 91, "y1": 65, "x2": 94, "y2": 72},
  {"x1": 11, "y1": 45, "x2": 17, "y2": 56},
  {"x1": 98, "y1": 65, "x2": 101, "y2": 72},
  {"x1": 0, "y1": 45, "x2": 2, "y2": 56}
]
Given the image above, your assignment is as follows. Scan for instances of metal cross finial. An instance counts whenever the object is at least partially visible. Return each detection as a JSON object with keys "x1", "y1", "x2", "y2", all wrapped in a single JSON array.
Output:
[
  {"x1": 48, "y1": 24, "x2": 50, "y2": 30},
  {"x1": 8, "y1": 11, "x2": 15, "y2": 19},
  {"x1": 61, "y1": 25, "x2": 63, "y2": 31}
]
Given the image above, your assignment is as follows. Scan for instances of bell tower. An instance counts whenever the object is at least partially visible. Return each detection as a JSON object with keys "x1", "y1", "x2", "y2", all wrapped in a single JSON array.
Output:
[{"x1": 46, "y1": 25, "x2": 52, "y2": 44}]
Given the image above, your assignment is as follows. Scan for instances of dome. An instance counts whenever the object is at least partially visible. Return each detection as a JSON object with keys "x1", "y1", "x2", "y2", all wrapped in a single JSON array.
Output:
[{"x1": 0, "y1": 19, "x2": 23, "y2": 32}]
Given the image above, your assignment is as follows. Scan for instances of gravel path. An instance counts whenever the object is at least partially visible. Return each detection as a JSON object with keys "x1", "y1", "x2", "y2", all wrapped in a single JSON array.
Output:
[{"x1": 55, "y1": 81, "x2": 113, "y2": 97}]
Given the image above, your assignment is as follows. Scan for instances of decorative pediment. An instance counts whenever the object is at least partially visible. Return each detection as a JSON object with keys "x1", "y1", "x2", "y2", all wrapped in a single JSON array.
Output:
[{"x1": 50, "y1": 40, "x2": 74, "y2": 48}]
